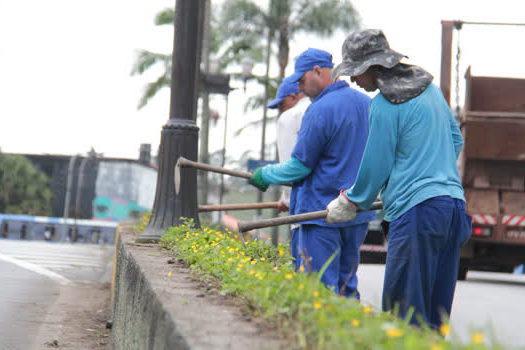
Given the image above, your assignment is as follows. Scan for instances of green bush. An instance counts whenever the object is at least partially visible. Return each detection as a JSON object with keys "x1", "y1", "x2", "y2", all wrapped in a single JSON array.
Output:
[{"x1": 159, "y1": 218, "x2": 501, "y2": 350}]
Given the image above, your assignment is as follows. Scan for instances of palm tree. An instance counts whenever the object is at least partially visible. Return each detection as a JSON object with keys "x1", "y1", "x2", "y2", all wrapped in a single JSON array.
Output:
[
  {"x1": 132, "y1": 0, "x2": 361, "y2": 108},
  {"x1": 130, "y1": 9, "x2": 174, "y2": 109},
  {"x1": 218, "y1": 0, "x2": 361, "y2": 79}
]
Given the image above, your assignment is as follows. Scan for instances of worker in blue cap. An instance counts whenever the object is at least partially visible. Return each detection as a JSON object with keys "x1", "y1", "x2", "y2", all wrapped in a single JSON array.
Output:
[
  {"x1": 267, "y1": 78, "x2": 310, "y2": 269},
  {"x1": 249, "y1": 48, "x2": 374, "y2": 299},
  {"x1": 326, "y1": 29, "x2": 472, "y2": 328}
]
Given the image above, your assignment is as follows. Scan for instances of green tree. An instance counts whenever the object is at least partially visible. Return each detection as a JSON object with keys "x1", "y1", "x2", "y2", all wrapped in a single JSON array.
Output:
[
  {"x1": 132, "y1": 0, "x2": 361, "y2": 107},
  {"x1": 130, "y1": 8, "x2": 177, "y2": 110},
  {"x1": 218, "y1": 0, "x2": 361, "y2": 79},
  {"x1": 0, "y1": 152, "x2": 52, "y2": 215}
]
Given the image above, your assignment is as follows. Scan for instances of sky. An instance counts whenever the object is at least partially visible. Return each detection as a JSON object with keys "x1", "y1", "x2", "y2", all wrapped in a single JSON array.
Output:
[{"x1": 1, "y1": 0, "x2": 524, "y2": 162}]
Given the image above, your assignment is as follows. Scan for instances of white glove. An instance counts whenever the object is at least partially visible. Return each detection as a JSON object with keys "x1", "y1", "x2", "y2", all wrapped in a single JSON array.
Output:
[{"x1": 326, "y1": 193, "x2": 357, "y2": 224}]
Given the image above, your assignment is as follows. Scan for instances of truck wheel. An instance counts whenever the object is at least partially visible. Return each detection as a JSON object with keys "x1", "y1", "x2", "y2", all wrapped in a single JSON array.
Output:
[{"x1": 458, "y1": 259, "x2": 469, "y2": 281}]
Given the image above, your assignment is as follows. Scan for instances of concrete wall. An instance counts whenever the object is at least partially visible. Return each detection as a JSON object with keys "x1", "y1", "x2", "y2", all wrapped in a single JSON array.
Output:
[
  {"x1": 112, "y1": 235, "x2": 190, "y2": 350},
  {"x1": 111, "y1": 230, "x2": 281, "y2": 350}
]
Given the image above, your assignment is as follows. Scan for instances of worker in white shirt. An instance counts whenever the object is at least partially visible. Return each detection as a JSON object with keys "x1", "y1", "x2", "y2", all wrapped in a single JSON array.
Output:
[{"x1": 267, "y1": 78, "x2": 310, "y2": 268}]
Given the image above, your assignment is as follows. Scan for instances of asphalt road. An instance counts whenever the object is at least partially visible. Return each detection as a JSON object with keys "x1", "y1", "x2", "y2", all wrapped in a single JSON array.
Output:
[
  {"x1": 357, "y1": 264, "x2": 525, "y2": 349},
  {"x1": 0, "y1": 240, "x2": 114, "y2": 349},
  {"x1": 0, "y1": 260, "x2": 60, "y2": 349}
]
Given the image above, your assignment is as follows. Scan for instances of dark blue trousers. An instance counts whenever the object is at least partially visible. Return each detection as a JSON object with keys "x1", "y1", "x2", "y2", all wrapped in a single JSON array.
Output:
[
  {"x1": 290, "y1": 227, "x2": 300, "y2": 270},
  {"x1": 383, "y1": 196, "x2": 472, "y2": 328},
  {"x1": 297, "y1": 223, "x2": 368, "y2": 298}
]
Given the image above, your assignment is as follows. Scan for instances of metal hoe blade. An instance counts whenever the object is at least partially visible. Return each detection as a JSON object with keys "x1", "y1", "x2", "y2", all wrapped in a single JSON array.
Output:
[{"x1": 174, "y1": 158, "x2": 182, "y2": 195}]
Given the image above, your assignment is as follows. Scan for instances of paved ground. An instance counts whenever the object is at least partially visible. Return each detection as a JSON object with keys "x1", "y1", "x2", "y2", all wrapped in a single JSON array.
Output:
[
  {"x1": 32, "y1": 281, "x2": 112, "y2": 349},
  {"x1": 0, "y1": 239, "x2": 114, "y2": 349},
  {"x1": 0, "y1": 260, "x2": 60, "y2": 350},
  {"x1": 357, "y1": 264, "x2": 525, "y2": 349}
]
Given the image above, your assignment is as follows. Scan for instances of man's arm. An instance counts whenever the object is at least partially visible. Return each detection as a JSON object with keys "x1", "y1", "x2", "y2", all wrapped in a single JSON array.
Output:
[
  {"x1": 248, "y1": 157, "x2": 312, "y2": 192},
  {"x1": 448, "y1": 110, "x2": 463, "y2": 159},
  {"x1": 326, "y1": 101, "x2": 397, "y2": 222},
  {"x1": 343, "y1": 101, "x2": 397, "y2": 208}
]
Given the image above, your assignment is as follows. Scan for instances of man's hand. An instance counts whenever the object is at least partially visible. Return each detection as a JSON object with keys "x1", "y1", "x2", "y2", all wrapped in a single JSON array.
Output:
[
  {"x1": 249, "y1": 168, "x2": 269, "y2": 192},
  {"x1": 276, "y1": 200, "x2": 289, "y2": 213},
  {"x1": 325, "y1": 192, "x2": 357, "y2": 224}
]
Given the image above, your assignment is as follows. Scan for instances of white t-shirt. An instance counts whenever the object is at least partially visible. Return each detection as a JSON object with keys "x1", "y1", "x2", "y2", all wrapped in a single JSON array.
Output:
[{"x1": 276, "y1": 96, "x2": 310, "y2": 206}]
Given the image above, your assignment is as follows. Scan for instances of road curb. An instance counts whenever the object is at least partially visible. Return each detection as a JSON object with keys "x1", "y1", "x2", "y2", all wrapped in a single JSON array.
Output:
[{"x1": 111, "y1": 230, "x2": 280, "y2": 350}]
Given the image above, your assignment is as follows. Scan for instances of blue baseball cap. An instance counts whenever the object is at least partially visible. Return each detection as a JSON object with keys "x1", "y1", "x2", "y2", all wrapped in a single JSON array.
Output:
[
  {"x1": 286, "y1": 48, "x2": 334, "y2": 83},
  {"x1": 267, "y1": 78, "x2": 300, "y2": 109}
]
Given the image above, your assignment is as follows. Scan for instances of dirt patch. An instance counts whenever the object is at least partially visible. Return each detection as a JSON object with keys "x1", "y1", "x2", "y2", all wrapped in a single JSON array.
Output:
[{"x1": 33, "y1": 281, "x2": 112, "y2": 349}]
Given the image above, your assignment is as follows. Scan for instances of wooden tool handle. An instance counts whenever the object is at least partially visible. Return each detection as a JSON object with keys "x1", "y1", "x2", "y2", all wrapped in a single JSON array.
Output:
[
  {"x1": 178, "y1": 157, "x2": 252, "y2": 179},
  {"x1": 198, "y1": 202, "x2": 280, "y2": 212},
  {"x1": 237, "y1": 201, "x2": 383, "y2": 232}
]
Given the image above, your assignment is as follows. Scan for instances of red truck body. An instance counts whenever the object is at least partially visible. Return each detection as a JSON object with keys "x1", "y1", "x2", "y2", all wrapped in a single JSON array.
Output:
[{"x1": 441, "y1": 21, "x2": 525, "y2": 278}]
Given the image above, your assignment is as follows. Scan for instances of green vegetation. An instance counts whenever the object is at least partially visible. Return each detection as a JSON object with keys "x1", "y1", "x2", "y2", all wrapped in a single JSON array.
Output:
[
  {"x1": 0, "y1": 151, "x2": 52, "y2": 215},
  {"x1": 159, "y1": 218, "x2": 501, "y2": 350}
]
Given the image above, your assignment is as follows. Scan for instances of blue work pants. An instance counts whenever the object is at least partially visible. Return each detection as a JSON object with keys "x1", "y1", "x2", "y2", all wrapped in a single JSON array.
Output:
[
  {"x1": 382, "y1": 196, "x2": 471, "y2": 328},
  {"x1": 290, "y1": 227, "x2": 300, "y2": 270},
  {"x1": 297, "y1": 223, "x2": 368, "y2": 298}
]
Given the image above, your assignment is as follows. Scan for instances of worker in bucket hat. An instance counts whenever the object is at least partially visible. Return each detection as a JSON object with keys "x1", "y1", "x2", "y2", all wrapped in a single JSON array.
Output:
[
  {"x1": 249, "y1": 48, "x2": 375, "y2": 299},
  {"x1": 326, "y1": 29, "x2": 472, "y2": 329}
]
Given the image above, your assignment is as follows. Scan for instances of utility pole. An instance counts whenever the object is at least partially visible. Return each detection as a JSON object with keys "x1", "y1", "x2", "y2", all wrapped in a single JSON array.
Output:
[
  {"x1": 137, "y1": 0, "x2": 205, "y2": 243},
  {"x1": 255, "y1": 28, "x2": 273, "y2": 217},
  {"x1": 199, "y1": 0, "x2": 211, "y2": 214}
]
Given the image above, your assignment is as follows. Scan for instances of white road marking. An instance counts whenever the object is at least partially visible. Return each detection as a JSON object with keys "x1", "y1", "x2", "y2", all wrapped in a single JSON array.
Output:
[{"x1": 0, "y1": 253, "x2": 70, "y2": 285}]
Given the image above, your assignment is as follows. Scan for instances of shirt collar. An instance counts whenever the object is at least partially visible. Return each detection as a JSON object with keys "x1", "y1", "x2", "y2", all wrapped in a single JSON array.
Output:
[{"x1": 313, "y1": 80, "x2": 348, "y2": 102}]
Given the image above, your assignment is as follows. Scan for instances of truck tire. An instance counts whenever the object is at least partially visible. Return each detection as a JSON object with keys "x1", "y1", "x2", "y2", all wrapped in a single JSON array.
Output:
[{"x1": 458, "y1": 259, "x2": 469, "y2": 281}]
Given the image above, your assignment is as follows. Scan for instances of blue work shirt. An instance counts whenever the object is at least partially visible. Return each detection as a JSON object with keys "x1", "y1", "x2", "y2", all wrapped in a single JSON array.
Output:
[
  {"x1": 289, "y1": 80, "x2": 375, "y2": 226},
  {"x1": 343, "y1": 84, "x2": 465, "y2": 222}
]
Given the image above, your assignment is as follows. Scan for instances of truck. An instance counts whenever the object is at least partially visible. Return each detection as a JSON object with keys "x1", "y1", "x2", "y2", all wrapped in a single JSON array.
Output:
[{"x1": 441, "y1": 20, "x2": 525, "y2": 279}]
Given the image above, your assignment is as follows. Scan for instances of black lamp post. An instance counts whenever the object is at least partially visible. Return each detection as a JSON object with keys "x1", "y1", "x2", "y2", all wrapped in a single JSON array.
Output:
[{"x1": 136, "y1": 0, "x2": 205, "y2": 243}]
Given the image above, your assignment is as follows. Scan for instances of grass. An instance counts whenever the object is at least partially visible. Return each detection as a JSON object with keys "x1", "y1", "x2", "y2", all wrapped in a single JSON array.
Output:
[
  {"x1": 199, "y1": 184, "x2": 290, "y2": 242},
  {"x1": 157, "y1": 217, "x2": 505, "y2": 350}
]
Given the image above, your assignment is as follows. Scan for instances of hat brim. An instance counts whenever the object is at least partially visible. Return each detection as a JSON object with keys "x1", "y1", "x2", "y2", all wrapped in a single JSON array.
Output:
[
  {"x1": 266, "y1": 96, "x2": 284, "y2": 109},
  {"x1": 332, "y1": 50, "x2": 406, "y2": 79},
  {"x1": 286, "y1": 70, "x2": 307, "y2": 84}
]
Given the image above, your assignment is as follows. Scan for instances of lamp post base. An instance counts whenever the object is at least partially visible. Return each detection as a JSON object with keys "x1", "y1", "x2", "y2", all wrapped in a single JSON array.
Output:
[
  {"x1": 135, "y1": 227, "x2": 165, "y2": 243},
  {"x1": 136, "y1": 119, "x2": 200, "y2": 243}
]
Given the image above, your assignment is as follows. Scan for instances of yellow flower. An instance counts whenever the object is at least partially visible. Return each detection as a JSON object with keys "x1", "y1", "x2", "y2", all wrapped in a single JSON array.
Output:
[
  {"x1": 260, "y1": 257, "x2": 265, "y2": 261},
  {"x1": 471, "y1": 332, "x2": 484, "y2": 345},
  {"x1": 285, "y1": 273, "x2": 293, "y2": 279},
  {"x1": 312, "y1": 291, "x2": 319, "y2": 297},
  {"x1": 313, "y1": 301, "x2": 322, "y2": 309},
  {"x1": 298, "y1": 284, "x2": 304, "y2": 290},
  {"x1": 362, "y1": 305, "x2": 371, "y2": 313},
  {"x1": 385, "y1": 327, "x2": 403, "y2": 338},
  {"x1": 430, "y1": 344, "x2": 443, "y2": 350},
  {"x1": 227, "y1": 257, "x2": 233, "y2": 262},
  {"x1": 439, "y1": 323, "x2": 450, "y2": 336},
  {"x1": 351, "y1": 319, "x2": 359, "y2": 327},
  {"x1": 168, "y1": 271, "x2": 172, "y2": 277},
  {"x1": 278, "y1": 249, "x2": 284, "y2": 256},
  {"x1": 249, "y1": 270, "x2": 255, "y2": 275},
  {"x1": 251, "y1": 260, "x2": 257, "y2": 265},
  {"x1": 236, "y1": 267, "x2": 241, "y2": 271},
  {"x1": 299, "y1": 265, "x2": 305, "y2": 272}
]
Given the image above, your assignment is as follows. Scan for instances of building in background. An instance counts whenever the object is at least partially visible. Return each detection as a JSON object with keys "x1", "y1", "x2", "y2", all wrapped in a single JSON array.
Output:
[{"x1": 15, "y1": 144, "x2": 156, "y2": 222}]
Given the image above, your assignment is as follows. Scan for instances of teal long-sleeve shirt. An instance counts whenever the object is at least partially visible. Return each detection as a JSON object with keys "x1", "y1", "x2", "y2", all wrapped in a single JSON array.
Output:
[{"x1": 343, "y1": 84, "x2": 465, "y2": 222}]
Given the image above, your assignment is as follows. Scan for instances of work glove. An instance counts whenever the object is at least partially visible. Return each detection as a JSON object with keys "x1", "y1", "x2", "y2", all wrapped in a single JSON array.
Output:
[
  {"x1": 249, "y1": 168, "x2": 269, "y2": 192},
  {"x1": 325, "y1": 191, "x2": 357, "y2": 224}
]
